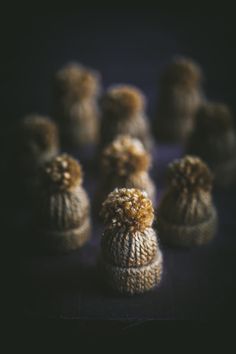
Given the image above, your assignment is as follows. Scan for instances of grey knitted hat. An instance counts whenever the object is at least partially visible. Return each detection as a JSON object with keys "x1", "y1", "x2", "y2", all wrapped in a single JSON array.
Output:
[
  {"x1": 53, "y1": 62, "x2": 101, "y2": 149},
  {"x1": 99, "y1": 85, "x2": 153, "y2": 151},
  {"x1": 158, "y1": 155, "x2": 218, "y2": 247},
  {"x1": 96, "y1": 135, "x2": 156, "y2": 209},
  {"x1": 153, "y1": 57, "x2": 204, "y2": 143},
  {"x1": 34, "y1": 154, "x2": 91, "y2": 253},
  {"x1": 100, "y1": 188, "x2": 163, "y2": 295}
]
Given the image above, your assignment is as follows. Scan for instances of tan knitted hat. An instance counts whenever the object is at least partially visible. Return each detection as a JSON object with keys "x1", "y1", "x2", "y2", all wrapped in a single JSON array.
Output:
[
  {"x1": 17, "y1": 114, "x2": 59, "y2": 194},
  {"x1": 53, "y1": 62, "x2": 101, "y2": 148},
  {"x1": 100, "y1": 188, "x2": 163, "y2": 295},
  {"x1": 18, "y1": 114, "x2": 59, "y2": 170},
  {"x1": 153, "y1": 57, "x2": 204, "y2": 143},
  {"x1": 96, "y1": 135, "x2": 156, "y2": 209},
  {"x1": 187, "y1": 102, "x2": 236, "y2": 187},
  {"x1": 99, "y1": 85, "x2": 153, "y2": 151},
  {"x1": 158, "y1": 155, "x2": 218, "y2": 247},
  {"x1": 34, "y1": 154, "x2": 91, "y2": 253}
]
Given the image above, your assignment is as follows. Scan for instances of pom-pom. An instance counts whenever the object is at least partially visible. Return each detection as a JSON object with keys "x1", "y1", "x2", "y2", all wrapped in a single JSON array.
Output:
[
  {"x1": 54, "y1": 62, "x2": 100, "y2": 100},
  {"x1": 100, "y1": 85, "x2": 145, "y2": 118},
  {"x1": 100, "y1": 188, "x2": 154, "y2": 232},
  {"x1": 42, "y1": 154, "x2": 83, "y2": 191},
  {"x1": 161, "y1": 57, "x2": 202, "y2": 87},
  {"x1": 167, "y1": 156, "x2": 213, "y2": 193},
  {"x1": 101, "y1": 135, "x2": 150, "y2": 176},
  {"x1": 195, "y1": 102, "x2": 233, "y2": 134},
  {"x1": 19, "y1": 114, "x2": 59, "y2": 151}
]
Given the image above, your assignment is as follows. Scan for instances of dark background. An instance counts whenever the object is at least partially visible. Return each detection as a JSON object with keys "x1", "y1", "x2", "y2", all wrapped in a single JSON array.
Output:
[
  {"x1": 1, "y1": 8, "x2": 235, "y2": 126},
  {"x1": 2, "y1": 7, "x2": 236, "y2": 328}
]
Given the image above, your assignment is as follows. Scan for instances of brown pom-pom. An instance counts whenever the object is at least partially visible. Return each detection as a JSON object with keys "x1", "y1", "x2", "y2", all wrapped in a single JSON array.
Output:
[
  {"x1": 101, "y1": 135, "x2": 150, "y2": 176},
  {"x1": 54, "y1": 62, "x2": 100, "y2": 100},
  {"x1": 42, "y1": 154, "x2": 83, "y2": 191},
  {"x1": 161, "y1": 57, "x2": 202, "y2": 88},
  {"x1": 100, "y1": 188, "x2": 154, "y2": 232},
  {"x1": 167, "y1": 156, "x2": 213, "y2": 193},
  {"x1": 195, "y1": 102, "x2": 233, "y2": 134},
  {"x1": 100, "y1": 85, "x2": 145, "y2": 118},
  {"x1": 19, "y1": 114, "x2": 59, "y2": 151}
]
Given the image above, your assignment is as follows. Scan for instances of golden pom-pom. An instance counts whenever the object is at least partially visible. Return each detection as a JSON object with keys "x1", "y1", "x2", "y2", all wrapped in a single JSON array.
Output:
[
  {"x1": 101, "y1": 135, "x2": 150, "y2": 176},
  {"x1": 19, "y1": 114, "x2": 59, "y2": 151},
  {"x1": 100, "y1": 188, "x2": 154, "y2": 232},
  {"x1": 100, "y1": 85, "x2": 145, "y2": 118},
  {"x1": 161, "y1": 57, "x2": 202, "y2": 88},
  {"x1": 167, "y1": 156, "x2": 213, "y2": 193},
  {"x1": 42, "y1": 154, "x2": 83, "y2": 191},
  {"x1": 195, "y1": 102, "x2": 233, "y2": 134},
  {"x1": 54, "y1": 62, "x2": 100, "y2": 99}
]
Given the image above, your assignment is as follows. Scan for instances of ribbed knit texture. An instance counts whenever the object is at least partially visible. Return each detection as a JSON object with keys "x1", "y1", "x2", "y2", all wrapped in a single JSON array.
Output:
[
  {"x1": 158, "y1": 156, "x2": 218, "y2": 247},
  {"x1": 100, "y1": 188, "x2": 163, "y2": 295},
  {"x1": 34, "y1": 154, "x2": 91, "y2": 253}
]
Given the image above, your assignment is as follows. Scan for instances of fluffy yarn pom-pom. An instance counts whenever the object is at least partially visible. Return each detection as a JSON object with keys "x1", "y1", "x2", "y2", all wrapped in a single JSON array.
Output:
[
  {"x1": 195, "y1": 102, "x2": 233, "y2": 134},
  {"x1": 100, "y1": 188, "x2": 154, "y2": 232},
  {"x1": 101, "y1": 135, "x2": 150, "y2": 176},
  {"x1": 42, "y1": 154, "x2": 83, "y2": 191},
  {"x1": 167, "y1": 156, "x2": 213, "y2": 193},
  {"x1": 100, "y1": 85, "x2": 145, "y2": 118},
  {"x1": 161, "y1": 57, "x2": 202, "y2": 87}
]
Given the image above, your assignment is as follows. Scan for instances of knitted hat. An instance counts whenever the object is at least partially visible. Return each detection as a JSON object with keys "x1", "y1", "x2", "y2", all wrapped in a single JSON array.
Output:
[
  {"x1": 158, "y1": 156, "x2": 218, "y2": 247},
  {"x1": 34, "y1": 154, "x2": 91, "y2": 253},
  {"x1": 18, "y1": 114, "x2": 59, "y2": 169},
  {"x1": 96, "y1": 135, "x2": 156, "y2": 207},
  {"x1": 53, "y1": 62, "x2": 101, "y2": 148},
  {"x1": 187, "y1": 102, "x2": 236, "y2": 187},
  {"x1": 153, "y1": 56, "x2": 204, "y2": 143},
  {"x1": 100, "y1": 188, "x2": 163, "y2": 295},
  {"x1": 99, "y1": 85, "x2": 153, "y2": 151}
]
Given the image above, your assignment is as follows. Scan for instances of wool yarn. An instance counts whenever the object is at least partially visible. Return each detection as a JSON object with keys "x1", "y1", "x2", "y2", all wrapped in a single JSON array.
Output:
[
  {"x1": 96, "y1": 135, "x2": 156, "y2": 208},
  {"x1": 100, "y1": 188, "x2": 163, "y2": 295},
  {"x1": 99, "y1": 85, "x2": 153, "y2": 151},
  {"x1": 34, "y1": 154, "x2": 91, "y2": 253},
  {"x1": 158, "y1": 155, "x2": 218, "y2": 247},
  {"x1": 53, "y1": 62, "x2": 101, "y2": 149},
  {"x1": 153, "y1": 57, "x2": 204, "y2": 143},
  {"x1": 186, "y1": 102, "x2": 236, "y2": 187}
]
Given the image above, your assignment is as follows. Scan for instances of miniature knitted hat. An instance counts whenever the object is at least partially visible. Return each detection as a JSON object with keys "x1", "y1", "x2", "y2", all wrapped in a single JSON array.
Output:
[
  {"x1": 187, "y1": 102, "x2": 236, "y2": 187},
  {"x1": 18, "y1": 114, "x2": 59, "y2": 170},
  {"x1": 34, "y1": 154, "x2": 91, "y2": 253},
  {"x1": 153, "y1": 56, "x2": 204, "y2": 143},
  {"x1": 100, "y1": 188, "x2": 163, "y2": 295},
  {"x1": 158, "y1": 156, "x2": 218, "y2": 247},
  {"x1": 97, "y1": 135, "x2": 156, "y2": 206},
  {"x1": 53, "y1": 62, "x2": 101, "y2": 148},
  {"x1": 99, "y1": 85, "x2": 153, "y2": 151}
]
